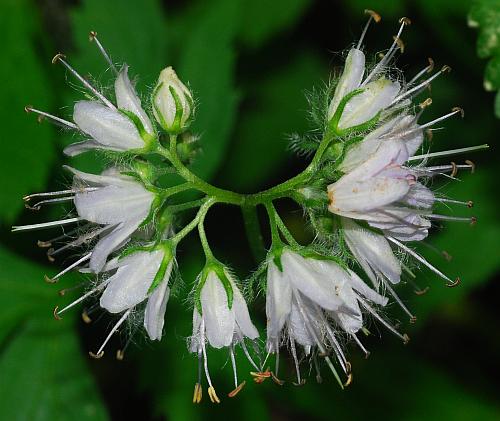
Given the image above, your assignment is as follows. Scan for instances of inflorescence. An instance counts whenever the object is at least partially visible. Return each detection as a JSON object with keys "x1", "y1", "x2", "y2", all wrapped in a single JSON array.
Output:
[{"x1": 14, "y1": 11, "x2": 487, "y2": 403}]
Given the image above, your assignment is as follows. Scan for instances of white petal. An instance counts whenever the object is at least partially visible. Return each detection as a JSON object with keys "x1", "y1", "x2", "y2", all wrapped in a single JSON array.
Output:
[
  {"x1": 401, "y1": 183, "x2": 434, "y2": 209},
  {"x1": 89, "y1": 219, "x2": 142, "y2": 272},
  {"x1": 368, "y1": 209, "x2": 431, "y2": 241},
  {"x1": 342, "y1": 218, "x2": 401, "y2": 284},
  {"x1": 289, "y1": 298, "x2": 315, "y2": 346},
  {"x1": 189, "y1": 309, "x2": 203, "y2": 353},
  {"x1": 63, "y1": 140, "x2": 103, "y2": 157},
  {"x1": 115, "y1": 65, "x2": 154, "y2": 134},
  {"x1": 266, "y1": 261, "x2": 292, "y2": 341},
  {"x1": 200, "y1": 271, "x2": 235, "y2": 348},
  {"x1": 229, "y1": 276, "x2": 259, "y2": 340},
  {"x1": 73, "y1": 101, "x2": 144, "y2": 150},
  {"x1": 346, "y1": 269, "x2": 388, "y2": 306},
  {"x1": 144, "y1": 275, "x2": 171, "y2": 340},
  {"x1": 74, "y1": 183, "x2": 153, "y2": 225},
  {"x1": 328, "y1": 48, "x2": 365, "y2": 120},
  {"x1": 100, "y1": 250, "x2": 164, "y2": 312},
  {"x1": 338, "y1": 78, "x2": 400, "y2": 130},
  {"x1": 283, "y1": 251, "x2": 344, "y2": 311}
]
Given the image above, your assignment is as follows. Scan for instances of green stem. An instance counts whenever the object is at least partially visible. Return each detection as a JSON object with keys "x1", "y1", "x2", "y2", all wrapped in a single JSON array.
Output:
[
  {"x1": 241, "y1": 205, "x2": 266, "y2": 262},
  {"x1": 170, "y1": 198, "x2": 214, "y2": 245}
]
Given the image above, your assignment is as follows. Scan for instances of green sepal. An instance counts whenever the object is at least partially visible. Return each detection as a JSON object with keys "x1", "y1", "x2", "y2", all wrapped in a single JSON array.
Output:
[
  {"x1": 147, "y1": 242, "x2": 175, "y2": 293},
  {"x1": 194, "y1": 260, "x2": 234, "y2": 315},
  {"x1": 327, "y1": 88, "x2": 364, "y2": 135},
  {"x1": 336, "y1": 111, "x2": 381, "y2": 137},
  {"x1": 118, "y1": 109, "x2": 157, "y2": 149},
  {"x1": 139, "y1": 195, "x2": 163, "y2": 228},
  {"x1": 268, "y1": 245, "x2": 284, "y2": 272},
  {"x1": 118, "y1": 243, "x2": 156, "y2": 260},
  {"x1": 295, "y1": 247, "x2": 349, "y2": 271}
]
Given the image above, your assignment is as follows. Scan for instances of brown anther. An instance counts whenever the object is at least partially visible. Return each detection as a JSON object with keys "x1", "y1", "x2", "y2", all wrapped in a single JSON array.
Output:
[
  {"x1": 53, "y1": 306, "x2": 62, "y2": 320},
  {"x1": 58, "y1": 288, "x2": 67, "y2": 296},
  {"x1": 364, "y1": 9, "x2": 381, "y2": 23},
  {"x1": 414, "y1": 286, "x2": 430, "y2": 296},
  {"x1": 116, "y1": 350, "x2": 124, "y2": 361},
  {"x1": 399, "y1": 17, "x2": 411, "y2": 25},
  {"x1": 403, "y1": 334, "x2": 410, "y2": 345},
  {"x1": 446, "y1": 277, "x2": 461, "y2": 288},
  {"x1": 228, "y1": 381, "x2": 246, "y2": 398},
  {"x1": 345, "y1": 361, "x2": 352, "y2": 373},
  {"x1": 47, "y1": 249, "x2": 55, "y2": 263},
  {"x1": 450, "y1": 162, "x2": 458, "y2": 177},
  {"x1": 452, "y1": 106, "x2": 464, "y2": 117},
  {"x1": 394, "y1": 36, "x2": 405, "y2": 53},
  {"x1": 410, "y1": 316, "x2": 417, "y2": 324},
  {"x1": 467, "y1": 200, "x2": 474, "y2": 208},
  {"x1": 81, "y1": 311, "x2": 92, "y2": 324},
  {"x1": 344, "y1": 373, "x2": 353, "y2": 387},
  {"x1": 24, "y1": 105, "x2": 33, "y2": 113},
  {"x1": 419, "y1": 98, "x2": 432, "y2": 109},
  {"x1": 427, "y1": 57, "x2": 435, "y2": 73},
  {"x1": 192, "y1": 383, "x2": 202, "y2": 404},
  {"x1": 470, "y1": 216, "x2": 477, "y2": 226},
  {"x1": 251, "y1": 369, "x2": 271, "y2": 384},
  {"x1": 441, "y1": 65, "x2": 452, "y2": 73},
  {"x1": 426, "y1": 129, "x2": 433, "y2": 141},
  {"x1": 37, "y1": 240, "x2": 51, "y2": 248},
  {"x1": 89, "y1": 30, "x2": 97, "y2": 42},
  {"x1": 25, "y1": 203, "x2": 40, "y2": 211},
  {"x1": 465, "y1": 160, "x2": 475, "y2": 173},
  {"x1": 89, "y1": 351, "x2": 104, "y2": 359},
  {"x1": 292, "y1": 379, "x2": 306, "y2": 387},
  {"x1": 44, "y1": 274, "x2": 57, "y2": 284},
  {"x1": 51, "y1": 53, "x2": 66, "y2": 64},
  {"x1": 207, "y1": 386, "x2": 220, "y2": 404},
  {"x1": 442, "y1": 251, "x2": 453, "y2": 261},
  {"x1": 271, "y1": 372, "x2": 285, "y2": 386}
]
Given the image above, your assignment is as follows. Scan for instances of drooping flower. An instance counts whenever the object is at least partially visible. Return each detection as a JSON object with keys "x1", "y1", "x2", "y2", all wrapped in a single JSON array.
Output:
[
  {"x1": 266, "y1": 248, "x2": 393, "y2": 386},
  {"x1": 190, "y1": 266, "x2": 259, "y2": 403}
]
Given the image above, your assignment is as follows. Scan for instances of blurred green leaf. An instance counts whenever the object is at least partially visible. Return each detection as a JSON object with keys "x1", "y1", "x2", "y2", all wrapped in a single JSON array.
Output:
[
  {"x1": 468, "y1": 0, "x2": 500, "y2": 117},
  {"x1": 63, "y1": 0, "x2": 168, "y2": 173},
  {"x1": 0, "y1": 246, "x2": 108, "y2": 420},
  {"x1": 218, "y1": 51, "x2": 326, "y2": 191},
  {"x1": 0, "y1": 0, "x2": 56, "y2": 224},
  {"x1": 179, "y1": 0, "x2": 240, "y2": 180},
  {"x1": 239, "y1": 0, "x2": 311, "y2": 49}
]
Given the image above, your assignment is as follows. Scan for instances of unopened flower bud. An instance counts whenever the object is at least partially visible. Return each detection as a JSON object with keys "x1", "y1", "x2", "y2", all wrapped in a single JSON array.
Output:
[{"x1": 152, "y1": 67, "x2": 193, "y2": 133}]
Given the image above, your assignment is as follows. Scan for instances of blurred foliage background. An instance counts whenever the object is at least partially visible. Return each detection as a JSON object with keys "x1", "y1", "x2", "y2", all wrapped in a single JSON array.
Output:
[{"x1": 1, "y1": 0, "x2": 499, "y2": 419}]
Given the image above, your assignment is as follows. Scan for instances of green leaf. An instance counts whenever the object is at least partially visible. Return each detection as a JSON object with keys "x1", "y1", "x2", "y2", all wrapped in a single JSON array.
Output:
[
  {"x1": 178, "y1": 0, "x2": 240, "y2": 180},
  {"x1": 0, "y1": 0, "x2": 56, "y2": 223},
  {"x1": 469, "y1": 0, "x2": 500, "y2": 117},
  {"x1": 218, "y1": 51, "x2": 326, "y2": 191},
  {"x1": 239, "y1": 0, "x2": 311, "y2": 49},
  {"x1": 62, "y1": 0, "x2": 168, "y2": 174},
  {"x1": 0, "y1": 246, "x2": 108, "y2": 419}
]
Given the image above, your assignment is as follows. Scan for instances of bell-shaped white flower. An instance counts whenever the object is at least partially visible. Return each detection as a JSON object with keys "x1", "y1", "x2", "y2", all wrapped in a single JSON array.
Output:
[
  {"x1": 65, "y1": 65, "x2": 153, "y2": 156},
  {"x1": 68, "y1": 166, "x2": 156, "y2": 272},
  {"x1": 152, "y1": 67, "x2": 193, "y2": 133},
  {"x1": 327, "y1": 48, "x2": 400, "y2": 132}
]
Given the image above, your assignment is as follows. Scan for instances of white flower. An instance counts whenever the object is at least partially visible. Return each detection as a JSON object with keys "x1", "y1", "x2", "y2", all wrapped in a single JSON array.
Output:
[
  {"x1": 189, "y1": 267, "x2": 259, "y2": 403},
  {"x1": 327, "y1": 48, "x2": 400, "y2": 132},
  {"x1": 68, "y1": 166, "x2": 156, "y2": 272},
  {"x1": 100, "y1": 249, "x2": 173, "y2": 340},
  {"x1": 152, "y1": 67, "x2": 193, "y2": 133},
  {"x1": 266, "y1": 249, "x2": 388, "y2": 385},
  {"x1": 65, "y1": 65, "x2": 154, "y2": 156}
]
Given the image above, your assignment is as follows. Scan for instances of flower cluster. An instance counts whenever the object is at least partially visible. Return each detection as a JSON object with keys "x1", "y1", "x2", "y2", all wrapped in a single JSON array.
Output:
[{"x1": 14, "y1": 12, "x2": 484, "y2": 403}]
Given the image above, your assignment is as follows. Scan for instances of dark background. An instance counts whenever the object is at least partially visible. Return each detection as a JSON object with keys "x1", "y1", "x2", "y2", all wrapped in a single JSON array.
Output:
[{"x1": 1, "y1": 0, "x2": 499, "y2": 420}]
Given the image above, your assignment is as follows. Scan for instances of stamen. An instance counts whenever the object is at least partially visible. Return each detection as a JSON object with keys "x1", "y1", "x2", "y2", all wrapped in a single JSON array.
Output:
[
  {"x1": 25, "y1": 196, "x2": 74, "y2": 211},
  {"x1": 208, "y1": 387, "x2": 221, "y2": 404},
  {"x1": 89, "y1": 31, "x2": 118, "y2": 74},
  {"x1": 393, "y1": 66, "x2": 452, "y2": 104},
  {"x1": 82, "y1": 310, "x2": 93, "y2": 324},
  {"x1": 52, "y1": 53, "x2": 116, "y2": 109},
  {"x1": 200, "y1": 320, "x2": 217, "y2": 399},
  {"x1": 239, "y1": 336, "x2": 260, "y2": 371},
  {"x1": 412, "y1": 163, "x2": 475, "y2": 176},
  {"x1": 356, "y1": 9, "x2": 382, "y2": 49},
  {"x1": 350, "y1": 333, "x2": 370, "y2": 358},
  {"x1": 58, "y1": 282, "x2": 85, "y2": 296},
  {"x1": 356, "y1": 293, "x2": 409, "y2": 343},
  {"x1": 288, "y1": 336, "x2": 303, "y2": 386},
  {"x1": 426, "y1": 214, "x2": 476, "y2": 224},
  {"x1": 45, "y1": 252, "x2": 91, "y2": 283},
  {"x1": 400, "y1": 107, "x2": 464, "y2": 139},
  {"x1": 383, "y1": 280, "x2": 416, "y2": 322},
  {"x1": 228, "y1": 381, "x2": 245, "y2": 398},
  {"x1": 90, "y1": 308, "x2": 131, "y2": 358},
  {"x1": 465, "y1": 160, "x2": 476, "y2": 173},
  {"x1": 229, "y1": 346, "x2": 238, "y2": 389},
  {"x1": 271, "y1": 371, "x2": 285, "y2": 386},
  {"x1": 192, "y1": 382, "x2": 202, "y2": 404},
  {"x1": 388, "y1": 237, "x2": 459, "y2": 286},
  {"x1": 361, "y1": 17, "x2": 411, "y2": 86},
  {"x1": 56, "y1": 279, "x2": 110, "y2": 316},
  {"x1": 408, "y1": 144, "x2": 489, "y2": 162},
  {"x1": 23, "y1": 188, "x2": 97, "y2": 202},
  {"x1": 414, "y1": 286, "x2": 430, "y2": 296},
  {"x1": 12, "y1": 217, "x2": 81, "y2": 232},
  {"x1": 25, "y1": 106, "x2": 78, "y2": 129},
  {"x1": 437, "y1": 198, "x2": 474, "y2": 208},
  {"x1": 47, "y1": 226, "x2": 109, "y2": 258},
  {"x1": 407, "y1": 58, "x2": 435, "y2": 85}
]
